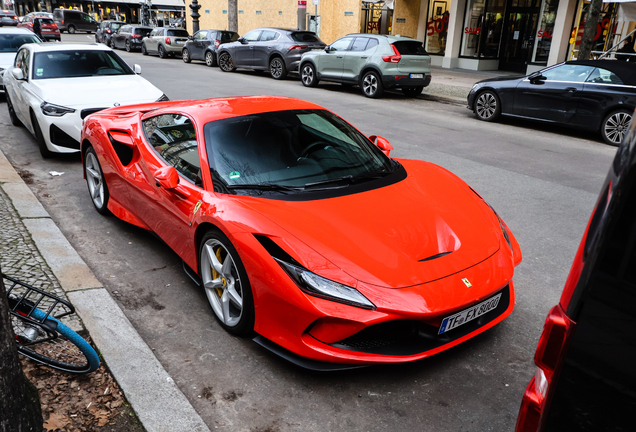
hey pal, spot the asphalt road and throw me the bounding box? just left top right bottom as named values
left=0, top=33, right=618, bottom=431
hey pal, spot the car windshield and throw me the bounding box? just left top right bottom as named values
left=204, top=109, right=394, bottom=192
left=0, top=34, right=40, bottom=52
left=393, top=40, right=428, bottom=55
left=37, top=18, right=55, bottom=25
left=290, top=32, right=321, bottom=43
left=218, top=31, right=238, bottom=42
left=167, top=29, right=188, bottom=37
left=32, top=50, right=133, bottom=79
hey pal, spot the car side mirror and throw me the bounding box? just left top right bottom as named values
left=530, top=74, right=546, bottom=84
left=238, top=37, right=246, bottom=44
left=187, top=35, right=193, bottom=40
left=11, top=68, right=25, bottom=81
left=133, top=64, right=141, bottom=74
left=154, top=166, right=179, bottom=190
left=369, top=135, right=393, bottom=156
left=324, top=46, right=332, bottom=52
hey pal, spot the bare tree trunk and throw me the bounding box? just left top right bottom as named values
left=578, top=0, right=603, bottom=60
left=0, top=268, right=43, bottom=432
left=228, top=0, right=238, bottom=32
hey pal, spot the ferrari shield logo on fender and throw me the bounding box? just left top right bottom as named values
left=189, top=201, right=203, bottom=226
left=462, top=278, right=472, bottom=288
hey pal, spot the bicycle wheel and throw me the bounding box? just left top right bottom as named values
left=12, top=308, right=100, bottom=374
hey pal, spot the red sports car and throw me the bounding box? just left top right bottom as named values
left=81, top=96, right=522, bottom=368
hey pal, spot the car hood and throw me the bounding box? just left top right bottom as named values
left=30, top=75, right=163, bottom=108
left=242, top=159, right=501, bottom=288
left=0, top=52, right=18, bottom=70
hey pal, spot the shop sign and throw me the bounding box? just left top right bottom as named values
left=537, top=30, right=552, bottom=38
left=344, top=11, right=354, bottom=16
left=396, top=18, right=406, bottom=23
left=427, top=13, right=450, bottom=37
left=368, top=21, right=380, bottom=31
left=465, top=27, right=481, bottom=35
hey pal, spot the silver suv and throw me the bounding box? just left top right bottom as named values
left=299, top=34, right=432, bottom=98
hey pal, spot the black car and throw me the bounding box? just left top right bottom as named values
left=95, top=20, right=124, bottom=45
left=468, top=60, right=636, bottom=146
left=217, top=27, right=325, bottom=80
left=515, top=114, right=636, bottom=431
left=0, top=10, right=18, bottom=26
left=182, top=29, right=238, bottom=67
left=53, top=8, right=98, bottom=34
left=111, top=25, right=152, bottom=52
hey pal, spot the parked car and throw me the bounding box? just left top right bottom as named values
left=24, top=12, right=53, bottom=20
left=111, top=25, right=152, bottom=52
left=3, top=43, right=167, bottom=158
left=182, top=29, right=238, bottom=67
left=80, top=95, right=522, bottom=369
left=300, top=34, right=432, bottom=99
left=468, top=60, right=636, bottom=146
left=217, top=28, right=325, bottom=80
left=52, top=8, right=98, bottom=34
left=95, top=20, right=124, bottom=45
left=17, top=15, right=60, bottom=41
left=515, top=118, right=636, bottom=431
left=0, top=28, right=40, bottom=90
left=141, top=27, right=189, bottom=58
left=0, top=10, right=19, bottom=26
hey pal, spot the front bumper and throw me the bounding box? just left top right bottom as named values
left=467, top=88, right=477, bottom=111
left=383, top=74, right=432, bottom=89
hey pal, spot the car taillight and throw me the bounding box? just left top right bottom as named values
left=166, top=37, right=171, bottom=45
left=515, top=305, right=575, bottom=432
left=289, top=44, right=308, bottom=50
left=106, top=28, right=111, bottom=33
left=382, top=44, right=402, bottom=63
left=214, top=39, right=220, bottom=47
left=132, top=34, right=141, bottom=38
left=12, top=16, right=17, bottom=20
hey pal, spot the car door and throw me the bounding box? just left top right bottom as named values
left=343, top=37, right=377, bottom=81
left=149, top=29, right=162, bottom=52
left=233, top=30, right=261, bottom=67
left=191, top=30, right=207, bottom=59
left=253, top=30, right=279, bottom=68
left=125, top=113, right=204, bottom=259
left=514, top=64, right=595, bottom=123
left=112, top=26, right=123, bottom=48
left=9, top=48, right=31, bottom=126
left=320, top=37, right=353, bottom=80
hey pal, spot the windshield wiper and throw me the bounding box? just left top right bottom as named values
left=226, top=183, right=304, bottom=192
left=303, top=172, right=389, bottom=190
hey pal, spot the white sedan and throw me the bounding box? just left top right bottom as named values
left=4, top=43, right=168, bottom=157
left=0, top=28, right=41, bottom=90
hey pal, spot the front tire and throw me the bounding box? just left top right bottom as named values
left=7, top=94, right=22, bottom=127
left=30, top=113, right=52, bottom=159
left=141, top=43, right=148, bottom=55
left=474, top=90, right=501, bottom=122
left=68, top=25, right=76, bottom=34
left=205, top=50, right=216, bottom=67
left=300, top=63, right=319, bottom=87
left=84, top=147, right=110, bottom=215
left=601, top=109, right=632, bottom=146
left=158, top=45, right=167, bottom=59
left=182, top=48, right=191, bottom=63
left=218, top=52, right=235, bottom=72
left=402, top=86, right=424, bottom=98
left=199, top=230, right=254, bottom=336
left=361, top=71, right=383, bottom=98
left=269, top=56, right=287, bottom=80
left=125, top=40, right=131, bottom=52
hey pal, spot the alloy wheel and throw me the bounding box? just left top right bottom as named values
left=125, top=41, right=131, bottom=52
left=219, top=52, right=234, bottom=72
left=301, top=64, right=314, bottom=86
left=158, top=45, right=166, bottom=59
left=476, top=92, right=497, bottom=120
left=183, top=48, right=191, bottom=63
left=270, top=58, right=283, bottom=79
left=200, top=239, right=243, bottom=328
left=604, top=111, right=632, bottom=145
left=362, top=73, right=378, bottom=96
left=205, top=51, right=214, bottom=67
left=85, top=152, right=105, bottom=209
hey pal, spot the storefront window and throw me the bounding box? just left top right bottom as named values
left=532, top=0, right=559, bottom=63
left=362, top=1, right=393, bottom=35
left=425, top=0, right=452, bottom=55
left=460, top=0, right=505, bottom=58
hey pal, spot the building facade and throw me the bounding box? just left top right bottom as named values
left=187, top=0, right=631, bottom=74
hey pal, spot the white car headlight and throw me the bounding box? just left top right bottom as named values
left=41, top=102, right=75, bottom=117
left=275, top=258, right=376, bottom=310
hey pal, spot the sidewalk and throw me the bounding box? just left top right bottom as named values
left=0, top=150, right=210, bottom=432
left=423, top=66, right=519, bottom=100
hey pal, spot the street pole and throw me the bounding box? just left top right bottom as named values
left=190, top=0, right=201, bottom=33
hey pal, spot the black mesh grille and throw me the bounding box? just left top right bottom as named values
left=49, top=124, right=80, bottom=149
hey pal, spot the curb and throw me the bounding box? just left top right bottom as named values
left=0, top=149, right=211, bottom=432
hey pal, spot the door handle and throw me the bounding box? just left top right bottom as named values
left=249, top=46, right=254, bottom=49
left=336, top=56, right=343, bottom=58
left=361, top=56, right=368, bottom=59
left=565, top=87, right=577, bottom=92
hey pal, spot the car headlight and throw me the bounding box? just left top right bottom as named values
left=156, top=93, right=169, bottom=102
left=40, top=102, right=75, bottom=117
left=275, top=258, right=376, bottom=310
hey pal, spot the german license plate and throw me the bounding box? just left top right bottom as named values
left=43, top=29, right=51, bottom=32
left=410, top=73, right=424, bottom=79
left=176, top=40, right=182, bottom=44
left=438, top=293, right=502, bottom=335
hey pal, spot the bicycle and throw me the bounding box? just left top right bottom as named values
left=3, top=274, right=100, bottom=374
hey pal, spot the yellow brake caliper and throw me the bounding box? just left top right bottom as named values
left=212, top=248, right=224, bottom=298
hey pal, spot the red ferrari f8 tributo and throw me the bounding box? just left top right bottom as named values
left=81, top=96, right=522, bottom=369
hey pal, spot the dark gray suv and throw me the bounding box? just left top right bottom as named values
left=217, top=28, right=325, bottom=80
left=182, top=29, right=239, bottom=67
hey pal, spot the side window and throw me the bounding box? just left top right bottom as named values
left=586, top=68, right=624, bottom=85
left=21, top=49, right=30, bottom=79
left=260, top=30, right=278, bottom=41
left=158, top=29, right=165, bottom=37
left=542, top=64, right=595, bottom=83
left=143, top=114, right=202, bottom=186
left=150, top=29, right=157, bottom=37
left=350, top=38, right=369, bottom=52
left=242, top=30, right=261, bottom=42
left=14, top=48, right=25, bottom=68
left=366, top=38, right=379, bottom=50
left=194, top=30, right=207, bottom=40
left=329, top=37, right=353, bottom=51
